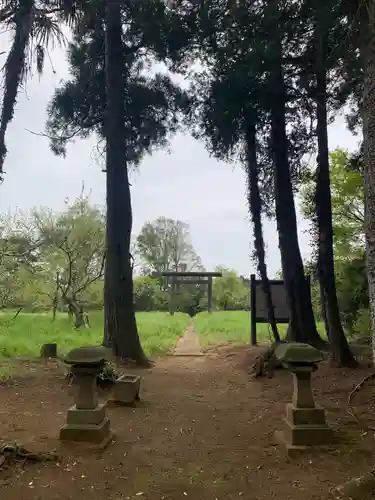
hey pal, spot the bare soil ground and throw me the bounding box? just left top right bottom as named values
left=1, top=345, right=375, bottom=500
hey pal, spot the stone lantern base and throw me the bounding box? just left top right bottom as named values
left=275, top=403, right=333, bottom=457
left=60, top=404, right=112, bottom=449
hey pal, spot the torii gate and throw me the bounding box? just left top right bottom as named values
left=152, top=269, right=222, bottom=315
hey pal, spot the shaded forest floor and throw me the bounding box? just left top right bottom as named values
left=1, top=345, right=375, bottom=500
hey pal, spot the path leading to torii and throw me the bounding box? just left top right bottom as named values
left=173, top=320, right=204, bottom=356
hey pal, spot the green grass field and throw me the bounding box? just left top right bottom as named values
left=0, top=311, right=190, bottom=360
left=0, top=310, right=325, bottom=369
left=194, top=311, right=325, bottom=347
left=193, top=311, right=288, bottom=346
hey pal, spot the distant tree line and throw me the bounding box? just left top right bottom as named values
left=0, top=200, right=249, bottom=317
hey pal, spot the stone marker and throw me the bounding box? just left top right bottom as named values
left=274, top=342, right=333, bottom=457
left=59, top=346, right=112, bottom=449
left=40, top=343, right=57, bottom=359
left=112, top=374, right=141, bottom=405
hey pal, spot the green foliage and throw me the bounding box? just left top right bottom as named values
left=97, top=362, right=119, bottom=384
left=212, top=268, right=249, bottom=310
left=335, top=252, right=368, bottom=333
left=0, top=311, right=190, bottom=358
left=0, top=195, right=105, bottom=314
left=133, top=276, right=168, bottom=311
left=0, top=211, right=40, bottom=308
left=136, top=217, right=203, bottom=274
left=305, top=252, right=368, bottom=334
left=300, top=149, right=364, bottom=257
left=34, top=194, right=105, bottom=304
left=300, top=149, right=367, bottom=335
left=174, top=285, right=207, bottom=316
left=0, top=205, right=251, bottom=316
left=132, top=267, right=249, bottom=314
left=46, top=0, right=190, bottom=163
left=353, top=308, right=371, bottom=340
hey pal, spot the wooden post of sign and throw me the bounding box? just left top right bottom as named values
left=207, top=276, right=213, bottom=313
left=169, top=277, right=176, bottom=316
left=250, top=274, right=257, bottom=346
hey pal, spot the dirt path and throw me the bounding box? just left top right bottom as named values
left=173, top=321, right=203, bottom=356
left=0, top=347, right=375, bottom=500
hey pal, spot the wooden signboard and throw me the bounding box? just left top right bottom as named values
left=250, top=274, right=311, bottom=345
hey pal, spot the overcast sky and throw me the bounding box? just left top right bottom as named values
left=0, top=42, right=361, bottom=278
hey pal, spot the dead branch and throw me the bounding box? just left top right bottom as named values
left=74, top=250, right=106, bottom=296
left=56, top=244, right=74, bottom=298
left=347, top=371, right=375, bottom=432
left=12, top=307, right=23, bottom=320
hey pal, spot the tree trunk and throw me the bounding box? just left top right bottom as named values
left=0, top=0, right=33, bottom=176
left=245, top=121, right=280, bottom=343
left=102, top=264, right=112, bottom=347
left=64, top=295, right=86, bottom=329
left=73, top=304, right=86, bottom=329
left=270, top=37, right=326, bottom=350
left=104, top=0, right=149, bottom=365
left=67, top=302, right=74, bottom=321
left=52, top=296, right=57, bottom=321
left=318, top=259, right=329, bottom=328
left=314, top=25, right=357, bottom=366
left=361, top=0, right=375, bottom=365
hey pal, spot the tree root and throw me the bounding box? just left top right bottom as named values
left=0, top=443, right=59, bottom=470
left=332, top=469, right=375, bottom=499
left=347, top=371, right=375, bottom=431
left=250, top=343, right=284, bottom=379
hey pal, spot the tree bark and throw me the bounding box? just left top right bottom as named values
left=314, top=24, right=357, bottom=366
left=270, top=37, right=326, bottom=350
left=104, top=0, right=149, bottom=365
left=73, top=304, right=86, bottom=329
left=52, top=297, right=57, bottom=321
left=361, top=0, right=375, bottom=365
left=245, top=121, right=280, bottom=343
left=63, top=295, right=86, bottom=328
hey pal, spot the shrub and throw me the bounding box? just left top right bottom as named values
left=353, top=308, right=371, bottom=340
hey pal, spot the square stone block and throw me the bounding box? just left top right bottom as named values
left=286, top=403, right=327, bottom=426
left=67, top=404, right=106, bottom=426
left=112, top=374, right=141, bottom=405
left=283, top=418, right=333, bottom=447
left=273, top=430, right=312, bottom=458
left=60, top=417, right=111, bottom=446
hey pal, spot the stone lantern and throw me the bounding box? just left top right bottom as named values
left=274, top=342, right=333, bottom=456
left=59, top=346, right=112, bottom=449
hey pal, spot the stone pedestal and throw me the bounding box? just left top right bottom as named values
left=60, top=348, right=112, bottom=450
left=281, top=403, right=333, bottom=447
left=274, top=344, right=333, bottom=457
left=111, top=374, right=141, bottom=405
